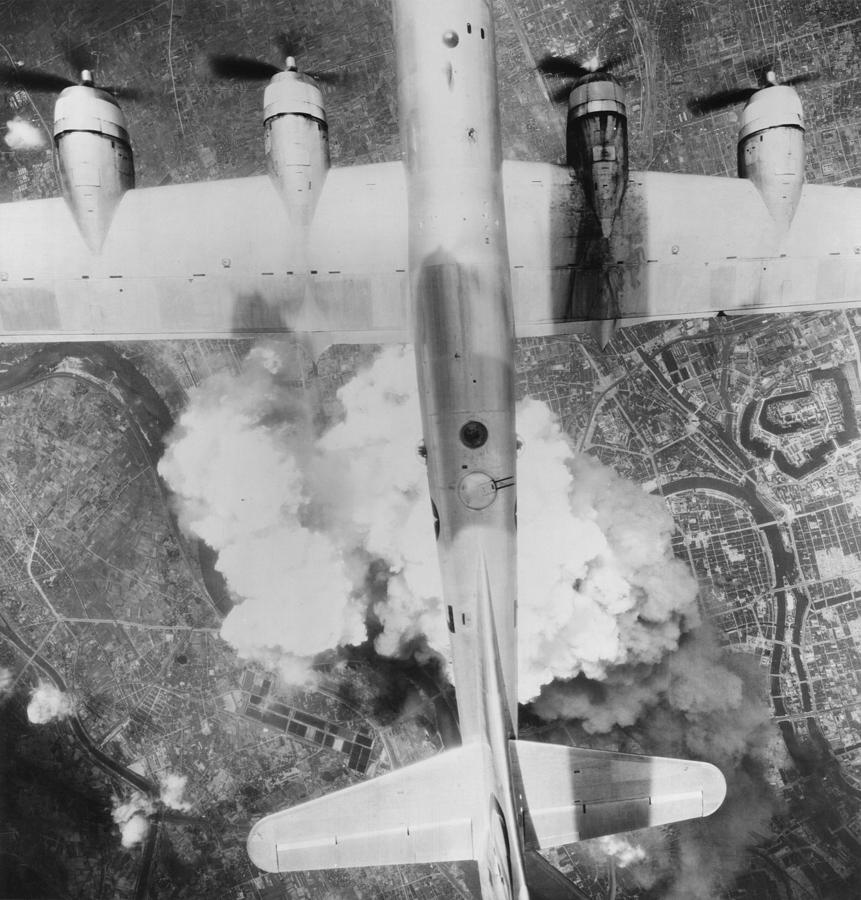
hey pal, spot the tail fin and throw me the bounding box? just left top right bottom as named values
left=511, top=739, right=726, bottom=848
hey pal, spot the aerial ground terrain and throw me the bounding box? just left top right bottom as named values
left=1, top=1, right=861, bottom=898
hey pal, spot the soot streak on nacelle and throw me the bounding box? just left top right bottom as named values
left=566, top=73, right=629, bottom=240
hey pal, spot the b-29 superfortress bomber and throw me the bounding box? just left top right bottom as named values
left=2, top=1, right=860, bottom=898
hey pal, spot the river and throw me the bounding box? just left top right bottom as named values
left=659, top=476, right=810, bottom=760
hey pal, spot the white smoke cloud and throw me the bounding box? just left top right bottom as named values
left=314, top=348, right=446, bottom=658
left=159, top=343, right=367, bottom=676
left=160, top=340, right=780, bottom=896
left=159, top=772, right=192, bottom=811
left=112, top=792, right=155, bottom=848
left=160, top=343, right=699, bottom=703
left=532, top=627, right=740, bottom=735
left=4, top=117, right=45, bottom=150
left=26, top=682, right=74, bottom=724
left=516, top=401, right=698, bottom=698
left=537, top=632, right=783, bottom=896
left=598, top=833, right=647, bottom=868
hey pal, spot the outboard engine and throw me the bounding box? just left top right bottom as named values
left=263, top=57, right=330, bottom=228
left=689, top=66, right=815, bottom=236
left=566, top=74, right=629, bottom=238
left=53, top=72, right=134, bottom=253
left=737, top=85, right=804, bottom=234
left=0, top=58, right=137, bottom=253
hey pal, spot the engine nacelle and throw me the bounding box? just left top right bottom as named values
left=263, top=68, right=330, bottom=229
left=53, top=84, right=134, bottom=254
left=737, top=85, right=804, bottom=235
left=566, top=75, right=628, bottom=238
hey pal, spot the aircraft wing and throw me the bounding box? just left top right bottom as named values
left=5, top=160, right=859, bottom=345
left=504, top=162, right=861, bottom=336
left=510, top=739, right=726, bottom=847
left=247, top=744, right=488, bottom=872
left=0, top=162, right=410, bottom=343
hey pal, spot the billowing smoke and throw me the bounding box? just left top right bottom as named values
left=515, top=400, right=698, bottom=698
left=159, top=772, right=192, bottom=811
left=110, top=776, right=190, bottom=848
left=4, top=117, right=45, bottom=150
left=112, top=792, right=155, bottom=848
left=598, top=833, right=647, bottom=868
left=160, top=343, right=699, bottom=702
left=650, top=648, right=781, bottom=899
left=317, top=349, right=446, bottom=659
left=533, top=625, right=744, bottom=737
left=159, top=343, right=368, bottom=682
left=26, top=682, right=75, bottom=724
left=160, top=341, right=780, bottom=894
left=536, top=627, right=782, bottom=895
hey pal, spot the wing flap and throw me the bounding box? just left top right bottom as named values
left=248, top=744, right=486, bottom=872
left=511, top=739, right=725, bottom=847
left=273, top=816, right=475, bottom=871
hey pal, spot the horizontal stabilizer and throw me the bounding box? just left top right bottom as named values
left=511, top=739, right=726, bottom=848
left=247, top=744, right=486, bottom=872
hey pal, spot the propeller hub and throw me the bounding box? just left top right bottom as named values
left=263, top=72, right=326, bottom=124
left=285, top=55, right=298, bottom=72
left=53, top=84, right=128, bottom=141
left=738, top=84, right=804, bottom=140
left=567, top=77, right=626, bottom=118
left=80, top=68, right=94, bottom=86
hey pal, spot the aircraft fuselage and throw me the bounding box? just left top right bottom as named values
left=245, top=2, right=726, bottom=893
left=394, top=0, right=525, bottom=895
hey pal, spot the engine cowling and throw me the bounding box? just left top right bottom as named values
left=53, top=83, right=134, bottom=254
left=737, top=85, right=804, bottom=234
left=263, top=68, right=330, bottom=228
left=566, top=75, right=628, bottom=238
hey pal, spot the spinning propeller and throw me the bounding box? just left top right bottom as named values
left=687, top=61, right=819, bottom=116
left=536, top=52, right=627, bottom=103
left=0, top=44, right=143, bottom=99
left=209, top=32, right=347, bottom=85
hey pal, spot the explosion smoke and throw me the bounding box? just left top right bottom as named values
left=26, top=681, right=74, bottom=724
left=598, top=834, right=647, bottom=868
left=112, top=792, right=155, bottom=848
left=536, top=630, right=782, bottom=896
left=516, top=402, right=698, bottom=697
left=160, top=344, right=698, bottom=699
left=159, top=344, right=366, bottom=682
left=4, top=117, right=45, bottom=150
left=160, top=341, right=780, bottom=894
left=159, top=772, right=192, bottom=811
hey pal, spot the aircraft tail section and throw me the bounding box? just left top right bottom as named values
left=511, top=739, right=726, bottom=848
left=247, top=743, right=487, bottom=872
